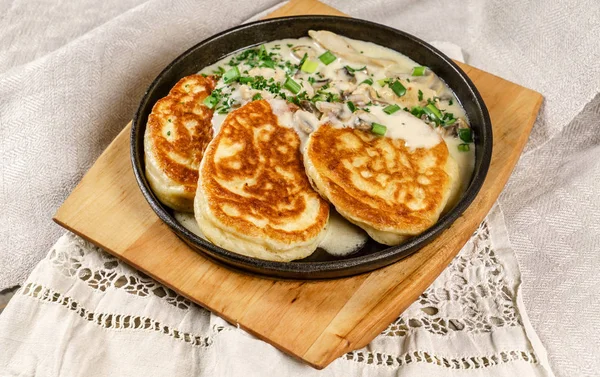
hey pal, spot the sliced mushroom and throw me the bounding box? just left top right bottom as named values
left=291, top=45, right=317, bottom=60
left=298, top=100, right=320, bottom=116
left=293, top=110, right=319, bottom=134
left=308, top=30, right=397, bottom=68
left=352, top=110, right=380, bottom=131
left=315, top=101, right=343, bottom=117
left=312, top=78, right=331, bottom=89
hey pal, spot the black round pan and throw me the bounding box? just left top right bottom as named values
left=131, top=16, right=492, bottom=279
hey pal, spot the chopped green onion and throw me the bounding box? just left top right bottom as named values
left=377, top=78, right=389, bottom=86
left=458, top=143, right=470, bottom=152
left=458, top=128, right=473, bottom=143
left=449, top=99, right=454, bottom=105
left=301, top=59, right=319, bottom=73
left=444, top=118, right=457, bottom=126
left=166, top=131, right=171, bottom=136
left=252, top=93, right=262, bottom=101
left=203, top=94, right=219, bottom=109
left=258, top=45, right=267, bottom=56
left=383, top=104, right=401, bottom=115
left=223, top=66, right=240, bottom=83
left=239, top=76, right=254, bottom=84
left=412, top=66, right=426, bottom=76
left=423, top=103, right=443, bottom=122
left=371, top=123, right=387, bottom=136
left=318, top=51, right=337, bottom=65
left=411, top=106, right=424, bottom=117
left=390, top=80, right=407, bottom=97
left=284, top=77, right=302, bottom=94
left=346, top=101, right=356, bottom=113
left=360, top=78, right=374, bottom=86
left=344, top=65, right=366, bottom=73
left=418, top=89, right=423, bottom=102
left=286, top=43, right=293, bottom=48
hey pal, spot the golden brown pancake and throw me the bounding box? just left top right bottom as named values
left=144, top=74, right=216, bottom=212
left=195, top=100, right=329, bottom=261
left=304, top=124, right=458, bottom=245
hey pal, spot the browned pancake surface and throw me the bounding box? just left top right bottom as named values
left=147, top=74, right=216, bottom=193
left=307, top=124, right=451, bottom=235
left=200, top=100, right=329, bottom=245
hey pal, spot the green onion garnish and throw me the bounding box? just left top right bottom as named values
left=458, top=128, right=473, bottom=143
left=252, top=93, right=262, bottom=101
left=301, top=59, right=319, bottom=73
left=411, top=106, right=424, bottom=118
left=318, top=51, right=337, bottom=65
left=383, top=104, right=401, bottom=115
left=258, top=45, right=267, bottom=57
left=346, top=101, right=356, bottom=113
left=449, top=99, right=454, bottom=105
left=360, top=78, right=374, bottom=86
left=412, top=66, right=426, bottom=76
left=344, top=65, right=366, bottom=73
left=390, top=80, right=407, bottom=97
left=458, top=143, right=470, bottom=152
left=377, top=78, right=389, bottom=87
left=423, top=103, right=443, bottom=122
left=167, top=131, right=171, bottom=136
left=284, top=77, right=302, bottom=94
left=239, top=76, right=254, bottom=84
left=223, top=66, right=240, bottom=83
left=203, top=94, right=219, bottom=109
left=418, top=89, right=423, bottom=102
left=371, top=123, right=387, bottom=136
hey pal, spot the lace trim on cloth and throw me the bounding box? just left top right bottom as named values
left=22, top=207, right=548, bottom=374
left=381, top=220, right=521, bottom=338
left=48, top=237, right=194, bottom=311
left=343, top=349, right=537, bottom=369
left=19, top=282, right=219, bottom=347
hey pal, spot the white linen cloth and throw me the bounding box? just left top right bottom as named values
left=1, top=0, right=599, bottom=375
left=0, top=205, right=554, bottom=376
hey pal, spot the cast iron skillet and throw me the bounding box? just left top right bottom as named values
left=131, top=16, right=492, bottom=279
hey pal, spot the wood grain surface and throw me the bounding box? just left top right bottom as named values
left=53, top=0, right=543, bottom=369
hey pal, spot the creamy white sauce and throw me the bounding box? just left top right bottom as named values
left=366, top=105, right=442, bottom=149
left=174, top=211, right=207, bottom=240
left=444, top=136, right=476, bottom=192
left=318, top=209, right=368, bottom=256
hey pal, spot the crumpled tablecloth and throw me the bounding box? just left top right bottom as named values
left=1, top=0, right=599, bottom=376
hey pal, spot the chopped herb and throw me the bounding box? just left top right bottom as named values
left=371, top=123, right=387, bottom=136
left=449, top=99, right=454, bottom=105
left=203, top=94, right=219, bottom=109
left=168, top=118, right=172, bottom=123
left=412, top=66, right=426, bottom=76
left=383, top=104, right=401, bottom=115
left=423, top=103, right=442, bottom=124
left=344, top=65, right=366, bottom=74
left=390, top=80, right=407, bottom=97
left=301, top=59, right=319, bottom=73
left=286, top=43, right=293, bottom=47
left=213, top=66, right=226, bottom=75
left=418, top=89, right=423, bottom=102
left=360, top=78, right=374, bottom=86
left=318, top=50, right=336, bottom=65
left=346, top=101, right=356, bottom=112
left=377, top=78, right=389, bottom=87
left=411, top=106, right=425, bottom=118
left=307, top=76, right=315, bottom=85
left=223, top=66, right=240, bottom=83
left=458, top=128, right=473, bottom=143
left=239, top=76, right=254, bottom=84
left=252, top=93, right=262, bottom=101
left=284, top=77, right=302, bottom=94
left=167, top=131, right=171, bottom=136
left=458, top=143, right=470, bottom=152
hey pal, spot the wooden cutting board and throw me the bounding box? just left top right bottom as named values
left=53, top=0, right=543, bottom=369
